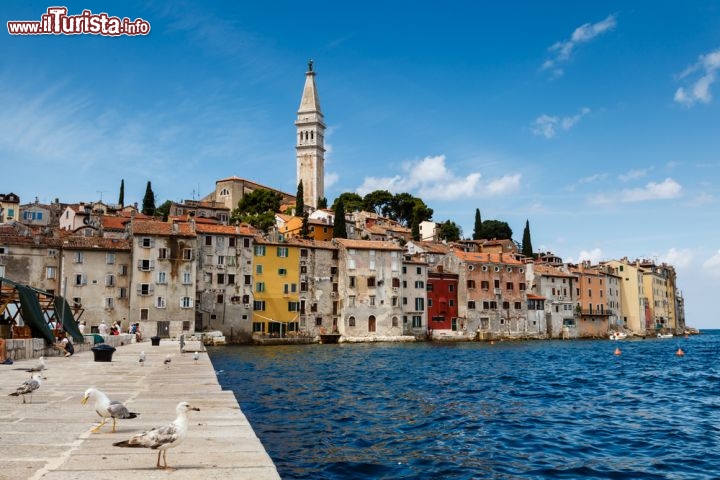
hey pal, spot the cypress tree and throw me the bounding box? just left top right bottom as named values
left=141, top=181, right=156, bottom=216
left=118, top=179, right=125, bottom=207
left=333, top=199, right=347, bottom=238
left=296, top=181, right=305, bottom=216
left=473, top=208, right=483, bottom=240
left=301, top=212, right=310, bottom=238
left=521, top=219, right=534, bottom=258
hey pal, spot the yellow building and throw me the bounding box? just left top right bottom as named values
left=605, top=259, right=647, bottom=335
left=280, top=216, right=334, bottom=241
left=252, top=238, right=300, bottom=336
left=640, top=261, right=675, bottom=332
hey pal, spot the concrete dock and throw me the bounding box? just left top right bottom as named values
left=0, top=339, right=281, bottom=480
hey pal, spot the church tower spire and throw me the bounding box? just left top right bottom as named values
left=295, top=59, right=325, bottom=210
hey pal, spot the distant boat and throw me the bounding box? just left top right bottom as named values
left=657, top=333, right=674, bottom=339
left=609, top=331, right=627, bottom=340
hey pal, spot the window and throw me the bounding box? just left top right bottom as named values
left=157, top=271, right=167, bottom=284
left=368, top=315, right=376, bottom=332
left=502, top=301, right=510, bottom=309
left=494, top=279, right=500, bottom=288
left=514, top=302, right=522, bottom=309
left=468, top=301, right=476, bottom=309
left=348, top=316, right=356, bottom=327
left=105, top=274, right=116, bottom=287
left=217, top=294, right=224, bottom=304
left=519, top=283, right=526, bottom=291
left=141, top=237, right=152, bottom=248
left=415, top=281, right=424, bottom=289
left=139, top=283, right=152, bottom=296
left=104, top=297, right=114, bottom=309
left=412, top=316, right=422, bottom=328
left=254, top=245, right=266, bottom=256
left=118, top=287, right=128, bottom=299
left=72, top=297, right=82, bottom=307
left=182, top=272, right=192, bottom=285
left=349, top=295, right=356, bottom=307
left=217, top=274, right=225, bottom=285
left=46, top=266, right=57, bottom=279
left=367, top=277, right=376, bottom=287
left=119, top=264, right=128, bottom=276
left=480, top=280, right=489, bottom=290
left=416, top=267, right=422, bottom=275
left=288, top=302, right=299, bottom=312
left=106, top=253, right=116, bottom=264
left=138, top=259, right=154, bottom=271
left=253, top=300, right=266, bottom=311
left=217, top=255, right=225, bottom=266
left=277, top=247, right=288, bottom=257
left=256, top=265, right=264, bottom=274
left=392, top=297, right=398, bottom=306
left=244, top=275, right=252, bottom=285
left=506, top=282, right=514, bottom=290
left=315, top=317, right=323, bottom=326
left=349, top=276, right=356, bottom=288
left=278, top=268, right=287, bottom=276
left=74, top=274, right=87, bottom=286
left=74, top=251, right=84, bottom=264
left=369, top=295, right=376, bottom=306
left=140, top=309, right=149, bottom=321
left=392, top=317, right=399, bottom=327
left=415, top=298, right=425, bottom=311
left=182, top=249, right=193, bottom=261
left=205, top=236, right=213, bottom=246
left=156, top=297, right=166, bottom=308
left=256, top=282, right=265, bottom=293
left=158, top=248, right=168, bottom=259
left=448, top=285, right=454, bottom=292
left=467, top=280, right=476, bottom=289
left=426, top=282, right=433, bottom=291
left=228, top=274, right=235, bottom=284
left=181, top=297, right=193, bottom=308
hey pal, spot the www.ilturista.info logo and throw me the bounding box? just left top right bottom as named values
left=7, top=7, right=150, bottom=36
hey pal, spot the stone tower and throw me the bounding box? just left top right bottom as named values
left=295, top=60, right=325, bottom=210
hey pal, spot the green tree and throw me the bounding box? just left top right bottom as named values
left=438, top=220, right=462, bottom=242
left=156, top=200, right=172, bottom=221
left=331, top=192, right=364, bottom=213
left=141, top=181, right=156, bottom=216
left=230, top=189, right=282, bottom=232
left=363, top=190, right=394, bottom=216
left=521, top=219, right=534, bottom=258
left=317, top=196, right=328, bottom=209
left=301, top=212, right=310, bottom=238
left=388, top=193, right=433, bottom=227
left=481, top=220, right=513, bottom=240
left=118, top=179, right=125, bottom=207
left=296, top=181, right=305, bottom=215
left=473, top=208, right=483, bottom=240
left=333, top=198, right=347, bottom=238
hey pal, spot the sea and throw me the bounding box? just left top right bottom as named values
left=209, top=330, right=720, bottom=479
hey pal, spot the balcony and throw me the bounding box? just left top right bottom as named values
left=577, top=309, right=613, bottom=317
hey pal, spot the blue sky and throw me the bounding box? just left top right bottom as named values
left=2, top=2, right=720, bottom=328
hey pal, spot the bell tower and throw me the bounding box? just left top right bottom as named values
left=295, top=60, right=325, bottom=210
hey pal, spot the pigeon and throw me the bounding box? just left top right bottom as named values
left=9, top=373, right=42, bottom=403
left=193, top=352, right=199, bottom=362
left=113, top=401, right=200, bottom=470
left=164, top=355, right=171, bottom=368
left=81, top=387, right=140, bottom=433
left=139, top=351, right=145, bottom=367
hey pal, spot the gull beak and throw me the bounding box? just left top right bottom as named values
left=81, top=395, right=88, bottom=405
left=191, top=407, right=200, bottom=412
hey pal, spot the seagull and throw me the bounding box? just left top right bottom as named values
left=193, top=352, right=199, bottom=362
left=113, top=401, right=200, bottom=470
left=164, top=355, right=172, bottom=368
left=81, top=388, right=139, bottom=433
left=139, top=351, right=146, bottom=367
left=27, top=356, right=46, bottom=373
left=9, top=373, right=42, bottom=403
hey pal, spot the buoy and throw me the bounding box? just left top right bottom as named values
left=614, top=347, right=621, bottom=356
left=676, top=348, right=685, bottom=356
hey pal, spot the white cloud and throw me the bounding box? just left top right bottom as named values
left=589, top=178, right=682, bottom=204
left=532, top=108, right=590, bottom=139
left=542, top=15, right=617, bottom=77
left=355, top=154, right=520, bottom=200
left=701, top=250, right=720, bottom=276
left=577, top=248, right=604, bottom=264
left=658, top=248, right=694, bottom=269
left=578, top=173, right=607, bottom=184
left=324, top=172, right=339, bottom=189
left=674, top=48, right=720, bottom=106
left=618, top=168, right=651, bottom=182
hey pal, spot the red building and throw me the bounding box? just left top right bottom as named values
left=427, top=270, right=459, bottom=331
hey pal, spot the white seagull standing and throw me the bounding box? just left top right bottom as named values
left=9, top=373, right=43, bottom=403
left=81, top=387, right=139, bottom=433
left=193, top=351, right=199, bottom=362
left=27, top=356, right=46, bottom=373
left=113, top=401, right=200, bottom=470
left=139, top=351, right=146, bottom=367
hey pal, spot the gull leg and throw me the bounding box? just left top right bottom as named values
left=156, top=451, right=162, bottom=468
left=111, top=418, right=117, bottom=433
left=90, top=418, right=107, bottom=433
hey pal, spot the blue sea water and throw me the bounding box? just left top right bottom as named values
left=209, top=331, right=720, bottom=479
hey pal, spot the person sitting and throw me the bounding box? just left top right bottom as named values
left=110, top=325, right=119, bottom=335
left=54, top=332, right=74, bottom=357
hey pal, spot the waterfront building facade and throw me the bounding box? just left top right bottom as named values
left=426, top=270, right=459, bottom=333
left=605, top=258, right=647, bottom=335
left=295, top=239, right=338, bottom=336
left=526, top=262, right=577, bottom=338
left=401, top=258, right=428, bottom=337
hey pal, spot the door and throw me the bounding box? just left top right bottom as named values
left=157, top=321, right=170, bottom=338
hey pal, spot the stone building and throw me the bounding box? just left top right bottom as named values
left=295, top=60, right=325, bottom=209
left=0, top=193, right=20, bottom=224
left=526, top=262, right=576, bottom=339
left=194, top=223, right=255, bottom=342
left=401, top=257, right=428, bottom=337
left=568, top=263, right=611, bottom=338
left=294, top=239, right=338, bottom=336
left=334, top=239, right=404, bottom=339
left=129, top=220, right=197, bottom=338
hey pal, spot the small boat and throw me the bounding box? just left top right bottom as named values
left=319, top=333, right=341, bottom=344
left=657, top=333, right=674, bottom=339
left=609, top=331, right=627, bottom=340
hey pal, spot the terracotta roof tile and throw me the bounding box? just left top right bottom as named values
left=334, top=238, right=402, bottom=251
left=453, top=251, right=522, bottom=265
left=132, top=220, right=196, bottom=236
